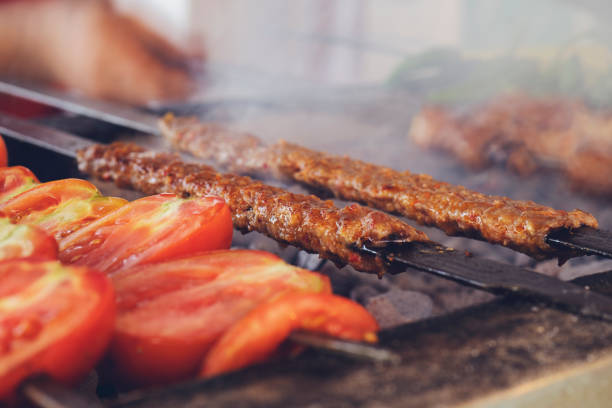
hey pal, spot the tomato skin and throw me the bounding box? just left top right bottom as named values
left=0, top=136, right=7, bottom=168
left=59, top=193, right=233, bottom=275
left=108, top=250, right=331, bottom=388
left=0, top=166, right=39, bottom=204
left=0, top=218, right=58, bottom=261
left=200, top=293, right=379, bottom=378
left=0, top=178, right=127, bottom=241
left=0, top=261, right=115, bottom=400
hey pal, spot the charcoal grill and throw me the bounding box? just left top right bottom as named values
left=3, top=82, right=612, bottom=408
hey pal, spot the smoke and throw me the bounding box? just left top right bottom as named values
left=124, top=1, right=612, bottom=320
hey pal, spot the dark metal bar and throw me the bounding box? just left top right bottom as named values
left=362, top=241, right=612, bottom=322
left=546, top=226, right=612, bottom=259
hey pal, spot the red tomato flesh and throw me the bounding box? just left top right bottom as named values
left=109, top=249, right=331, bottom=387
left=0, top=136, right=7, bottom=168
left=59, top=193, right=233, bottom=275
left=0, top=178, right=127, bottom=241
left=200, top=292, right=379, bottom=377
left=0, top=260, right=115, bottom=400
left=0, top=218, right=57, bottom=261
left=0, top=166, right=39, bottom=204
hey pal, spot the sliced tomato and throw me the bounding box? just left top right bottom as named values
left=0, top=166, right=39, bottom=204
left=201, top=292, right=379, bottom=377
left=0, top=178, right=127, bottom=241
left=109, top=250, right=331, bottom=387
left=0, top=218, right=57, bottom=261
left=0, top=260, right=115, bottom=400
left=59, top=193, right=233, bottom=275
left=0, top=136, right=7, bottom=168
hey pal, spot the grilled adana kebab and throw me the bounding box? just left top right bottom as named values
left=159, top=113, right=597, bottom=260
left=77, top=142, right=429, bottom=276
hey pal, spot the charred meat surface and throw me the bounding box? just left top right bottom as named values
left=77, top=142, right=430, bottom=276
left=409, top=93, right=612, bottom=195
left=160, top=113, right=597, bottom=260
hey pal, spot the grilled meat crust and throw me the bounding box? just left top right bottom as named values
left=161, top=113, right=598, bottom=260
left=77, top=142, right=430, bottom=276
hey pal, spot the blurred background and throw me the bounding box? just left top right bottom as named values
left=113, top=0, right=612, bottom=104
left=1, top=0, right=611, bottom=105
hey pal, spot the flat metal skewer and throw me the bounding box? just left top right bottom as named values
left=362, top=242, right=612, bottom=322
left=546, top=226, right=612, bottom=259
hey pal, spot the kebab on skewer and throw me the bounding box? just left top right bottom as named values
left=409, top=93, right=612, bottom=196
left=75, top=139, right=612, bottom=325
left=159, top=113, right=597, bottom=260
left=77, top=141, right=430, bottom=276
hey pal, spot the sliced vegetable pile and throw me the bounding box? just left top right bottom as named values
left=110, top=250, right=377, bottom=387
left=0, top=135, right=379, bottom=399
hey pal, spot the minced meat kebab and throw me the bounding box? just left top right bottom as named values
left=160, top=113, right=597, bottom=260
left=77, top=142, right=430, bottom=276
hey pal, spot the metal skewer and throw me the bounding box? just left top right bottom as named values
left=362, top=241, right=612, bottom=321
left=546, top=226, right=612, bottom=259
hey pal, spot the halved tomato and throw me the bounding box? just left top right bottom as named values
left=0, top=178, right=127, bottom=241
left=0, top=218, right=57, bottom=261
left=0, top=260, right=115, bottom=400
left=0, top=166, right=39, bottom=204
left=109, top=250, right=331, bottom=387
left=201, top=292, right=379, bottom=377
left=59, top=193, right=233, bottom=275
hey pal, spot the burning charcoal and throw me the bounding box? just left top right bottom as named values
left=364, top=289, right=434, bottom=329
left=318, top=263, right=385, bottom=298
left=392, top=268, right=494, bottom=316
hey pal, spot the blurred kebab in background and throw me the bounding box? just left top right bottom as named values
left=409, top=93, right=612, bottom=197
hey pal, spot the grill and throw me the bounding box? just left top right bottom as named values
left=3, top=80, right=612, bottom=408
